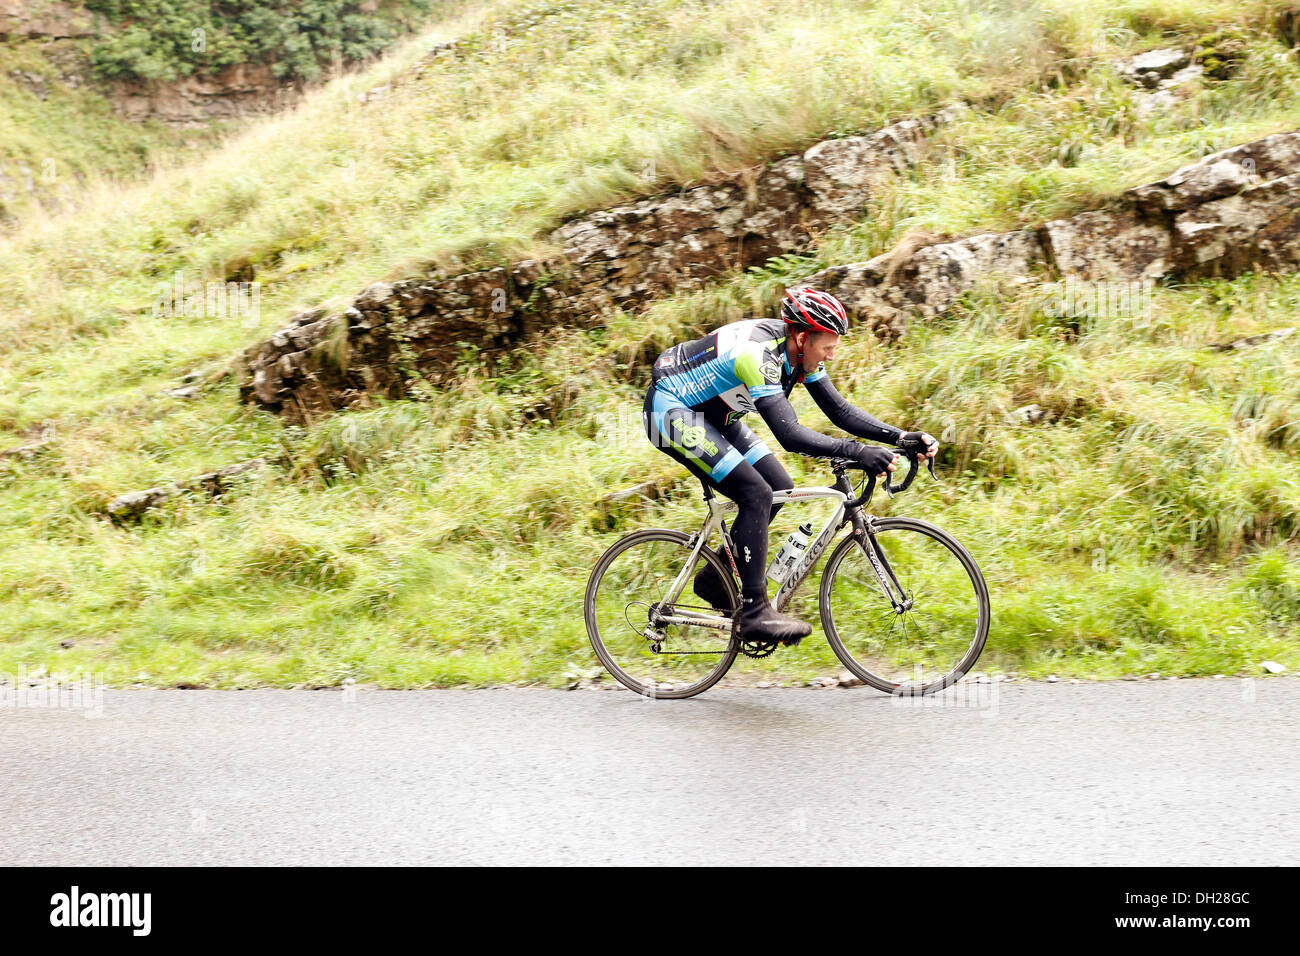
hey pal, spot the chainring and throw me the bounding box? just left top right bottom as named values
left=736, top=617, right=780, bottom=659
left=738, top=639, right=779, bottom=659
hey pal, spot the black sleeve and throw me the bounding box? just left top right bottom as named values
left=754, top=393, right=861, bottom=460
left=804, top=374, right=903, bottom=445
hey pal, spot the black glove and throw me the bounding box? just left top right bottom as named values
left=898, top=430, right=939, bottom=458
left=856, top=444, right=900, bottom=476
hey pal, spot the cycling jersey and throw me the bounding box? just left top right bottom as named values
left=649, top=319, right=824, bottom=426
left=644, top=319, right=903, bottom=482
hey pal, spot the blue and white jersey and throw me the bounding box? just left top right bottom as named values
left=649, top=319, right=825, bottom=425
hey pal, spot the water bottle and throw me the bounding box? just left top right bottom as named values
left=767, top=522, right=814, bottom=584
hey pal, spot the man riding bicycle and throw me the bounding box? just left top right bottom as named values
left=642, top=287, right=939, bottom=646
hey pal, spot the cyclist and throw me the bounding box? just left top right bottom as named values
left=642, top=287, right=939, bottom=646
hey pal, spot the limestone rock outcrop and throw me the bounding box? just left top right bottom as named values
left=805, top=230, right=1048, bottom=337
left=241, top=107, right=966, bottom=422
left=109, top=62, right=303, bottom=125
left=106, top=458, right=267, bottom=523
left=242, top=123, right=1300, bottom=423
left=802, top=132, right=1300, bottom=332
left=1113, top=47, right=1205, bottom=117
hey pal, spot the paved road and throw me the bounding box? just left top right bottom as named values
left=2, top=678, right=1296, bottom=865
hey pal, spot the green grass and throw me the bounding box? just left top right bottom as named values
left=0, top=38, right=236, bottom=228
left=0, top=3, right=478, bottom=228
left=2, top=0, right=1299, bottom=687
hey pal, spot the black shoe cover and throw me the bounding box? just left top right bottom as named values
left=738, top=592, right=811, bottom=645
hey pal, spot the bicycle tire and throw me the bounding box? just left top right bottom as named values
left=820, top=516, right=989, bottom=695
left=585, top=528, right=739, bottom=699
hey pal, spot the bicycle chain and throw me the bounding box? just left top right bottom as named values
left=639, top=580, right=780, bottom=658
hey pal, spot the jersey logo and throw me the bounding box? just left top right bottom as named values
left=716, top=385, right=757, bottom=416
left=671, top=418, right=719, bottom=456
left=759, top=360, right=781, bottom=383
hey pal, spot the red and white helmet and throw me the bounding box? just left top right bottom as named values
left=781, top=288, right=849, bottom=335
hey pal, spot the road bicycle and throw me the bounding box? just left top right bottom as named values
left=584, top=450, right=990, bottom=699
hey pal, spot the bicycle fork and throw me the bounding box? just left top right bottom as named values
left=857, top=517, right=913, bottom=614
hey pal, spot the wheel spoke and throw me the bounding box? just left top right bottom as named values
left=821, top=519, right=988, bottom=694
left=586, top=531, right=738, bottom=698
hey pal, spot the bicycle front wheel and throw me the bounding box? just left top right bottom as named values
left=820, top=517, right=989, bottom=695
left=585, top=529, right=739, bottom=699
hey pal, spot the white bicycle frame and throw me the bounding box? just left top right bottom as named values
left=653, top=483, right=887, bottom=632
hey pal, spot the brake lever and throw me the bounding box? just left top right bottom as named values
left=926, top=455, right=940, bottom=482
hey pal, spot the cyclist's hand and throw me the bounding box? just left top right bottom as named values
left=856, top=444, right=900, bottom=477
left=899, top=430, right=939, bottom=460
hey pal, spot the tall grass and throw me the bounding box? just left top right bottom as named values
left=0, top=38, right=239, bottom=228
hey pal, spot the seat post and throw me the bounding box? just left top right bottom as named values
left=699, top=477, right=715, bottom=501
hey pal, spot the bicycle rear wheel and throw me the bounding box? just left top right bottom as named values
left=585, top=529, right=738, bottom=699
left=820, top=517, right=989, bottom=695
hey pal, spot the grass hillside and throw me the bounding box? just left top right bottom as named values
left=0, top=0, right=472, bottom=226
left=2, top=0, right=1300, bottom=688
left=0, top=35, right=223, bottom=226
